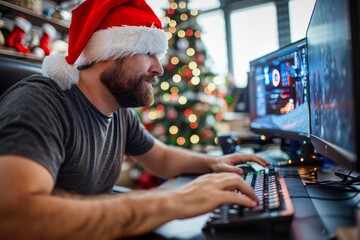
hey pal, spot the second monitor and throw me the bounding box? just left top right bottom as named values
left=248, top=38, right=313, bottom=164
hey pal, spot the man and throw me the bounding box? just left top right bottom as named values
left=0, top=0, right=268, bottom=239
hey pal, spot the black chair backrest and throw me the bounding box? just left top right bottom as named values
left=0, top=57, right=42, bottom=96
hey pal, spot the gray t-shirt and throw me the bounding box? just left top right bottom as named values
left=0, top=75, right=154, bottom=195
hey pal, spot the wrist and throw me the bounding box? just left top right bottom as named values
left=208, top=157, right=220, bottom=173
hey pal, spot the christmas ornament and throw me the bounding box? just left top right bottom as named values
left=166, top=62, right=176, bottom=72
left=6, top=15, right=32, bottom=54
left=28, top=30, right=45, bottom=58
left=196, top=53, right=205, bottom=63
left=201, top=128, right=214, bottom=139
left=167, top=107, right=178, bottom=120
left=52, top=4, right=71, bottom=22
left=28, top=30, right=40, bottom=49
left=50, top=40, right=68, bottom=55
left=32, top=47, right=45, bottom=58
left=182, top=66, right=193, bottom=78
left=153, top=123, right=166, bottom=136
left=139, top=107, right=152, bottom=130
left=177, top=38, right=189, bottom=50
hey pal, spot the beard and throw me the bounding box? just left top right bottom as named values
left=100, top=58, right=156, bottom=108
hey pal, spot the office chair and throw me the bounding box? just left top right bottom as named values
left=0, top=57, right=43, bottom=96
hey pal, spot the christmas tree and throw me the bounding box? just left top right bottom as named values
left=141, top=0, right=227, bottom=151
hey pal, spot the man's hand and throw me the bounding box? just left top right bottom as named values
left=210, top=153, right=270, bottom=175
left=170, top=172, right=258, bottom=219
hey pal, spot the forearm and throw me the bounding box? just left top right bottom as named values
left=1, top=190, right=177, bottom=239
left=150, top=145, right=217, bottom=178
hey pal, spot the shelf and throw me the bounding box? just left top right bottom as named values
left=0, top=0, right=69, bottom=33
left=0, top=47, right=43, bottom=63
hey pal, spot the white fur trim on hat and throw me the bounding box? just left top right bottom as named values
left=76, top=25, right=168, bottom=66
left=42, top=54, right=79, bottom=90
left=42, top=25, right=168, bottom=90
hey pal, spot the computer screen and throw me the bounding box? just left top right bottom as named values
left=248, top=38, right=310, bottom=141
left=307, top=0, right=360, bottom=171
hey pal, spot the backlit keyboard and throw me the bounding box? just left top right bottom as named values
left=203, top=167, right=294, bottom=230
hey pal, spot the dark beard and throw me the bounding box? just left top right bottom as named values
left=100, top=59, right=155, bottom=108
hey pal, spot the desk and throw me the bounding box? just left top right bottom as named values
left=135, top=167, right=359, bottom=240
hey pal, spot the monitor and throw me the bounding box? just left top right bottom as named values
left=248, top=38, right=310, bottom=142
left=307, top=0, right=360, bottom=172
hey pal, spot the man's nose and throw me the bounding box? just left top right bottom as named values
left=149, top=56, right=164, bottom=76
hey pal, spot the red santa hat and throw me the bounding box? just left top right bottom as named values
left=42, top=0, right=168, bottom=90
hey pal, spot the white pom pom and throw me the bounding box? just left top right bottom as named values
left=42, top=54, right=79, bottom=90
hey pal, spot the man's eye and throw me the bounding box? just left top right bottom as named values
left=147, top=52, right=152, bottom=56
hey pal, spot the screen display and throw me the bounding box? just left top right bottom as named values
left=307, top=0, right=356, bottom=159
left=249, top=39, right=310, bottom=138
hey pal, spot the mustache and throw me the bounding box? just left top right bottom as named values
left=140, top=73, right=159, bottom=84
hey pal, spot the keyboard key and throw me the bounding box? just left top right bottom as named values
left=202, top=169, right=294, bottom=231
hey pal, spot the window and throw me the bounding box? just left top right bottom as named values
left=146, top=0, right=226, bottom=79
left=146, top=0, right=168, bottom=18
left=289, top=0, right=316, bottom=42
left=197, top=10, right=228, bottom=78
left=230, top=3, right=279, bottom=87
left=188, top=0, right=220, bottom=11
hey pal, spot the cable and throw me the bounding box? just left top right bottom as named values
left=285, top=174, right=360, bottom=189
left=346, top=176, right=360, bottom=185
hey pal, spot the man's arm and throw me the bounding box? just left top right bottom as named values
left=132, top=139, right=269, bottom=178
left=0, top=155, right=257, bottom=239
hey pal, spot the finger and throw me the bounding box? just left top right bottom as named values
left=237, top=194, right=258, bottom=207
left=222, top=191, right=257, bottom=208
left=244, top=155, right=270, bottom=166
left=215, top=173, right=258, bottom=202
left=237, top=181, right=258, bottom=202
left=229, top=153, right=270, bottom=166
left=219, top=164, right=243, bottom=175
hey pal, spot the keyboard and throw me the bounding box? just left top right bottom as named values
left=203, top=167, right=294, bottom=230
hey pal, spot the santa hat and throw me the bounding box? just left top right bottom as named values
left=42, top=0, right=168, bottom=90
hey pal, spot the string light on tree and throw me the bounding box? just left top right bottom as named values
left=141, top=0, right=228, bottom=150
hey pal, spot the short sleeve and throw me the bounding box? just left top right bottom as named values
left=0, top=77, right=68, bottom=180
left=124, top=109, right=154, bottom=155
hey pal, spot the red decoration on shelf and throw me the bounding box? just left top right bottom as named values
left=40, top=23, right=57, bottom=56
left=7, top=15, right=32, bottom=54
